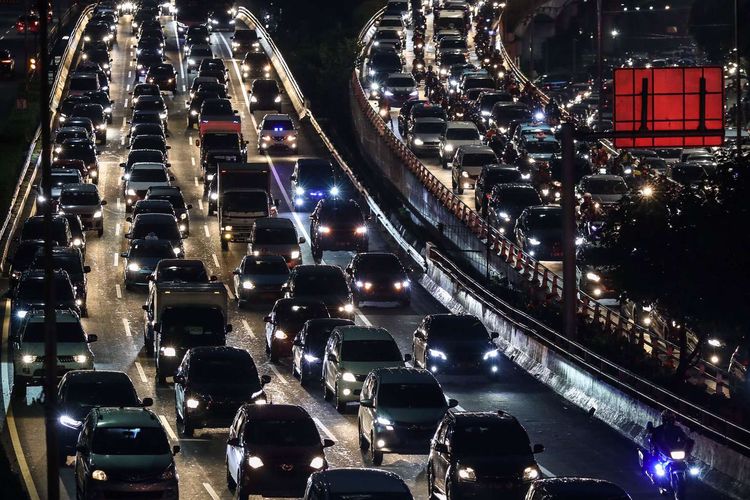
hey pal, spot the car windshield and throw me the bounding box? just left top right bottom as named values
left=377, top=383, right=445, bottom=408
left=356, top=255, right=403, bottom=274
left=161, top=309, right=224, bottom=342
left=92, top=427, right=170, bottom=455
left=191, top=356, right=259, bottom=385
left=428, top=317, right=488, bottom=342
left=370, top=53, right=401, bottom=69
left=22, top=221, right=67, bottom=242
left=578, top=245, right=619, bottom=266
left=130, top=168, right=168, bottom=182
left=462, top=153, right=496, bottom=167
left=494, top=107, right=531, bottom=121
left=441, top=53, right=466, bottom=65
left=481, top=95, right=512, bottom=109
left=298, top=164, right=334, bottom=185
left=319, top=204, right=363, bottom=223
left=242, top=259, right=289, bottom=275
left=255, top=227, right=296, bottom=244
left=415, top=122, right=445, bottom=134
left=464, top=78, right=494, bottom=89
left=132, top=220, right=179, bottom=240
left=528, top=210, right=562, bottom=228
left=441, top=39, right=466, bottom=49
left=446, top=128, right=479, bottom=140
left=526, top=141, right=561, bottom=154
left=135, top=101, right=164, bottom=112
left=59, top=191, right=99, bottom=205
left=673, top=166, right=707, bottom=182
left=244, top=418, right=320, bottom=446
left=51, top=173, right=82, bottom=186
left=223, top=192, right=268, bottom=214
left=64, top=380, right=138, bottom=406
left=70, top=78, right=98, bottom=91
left=341, top=339, right=402, bottom=362
left=496, top=188, right=541, bottom=206
left=150, top=67, right=172, bottom=77
left=294, top=273, right=348, bottom=295
left=18, top=276, right=73, bottom=300
left=253, top=80, right=278, bottom=92
left=244, top=53, right=268, bottom=64
left=23, top=320, right=84, bottom=342
left=128, top=243, right=174, bottom=259
left=47, top=256, right=84, bottom=278
left=582, top=179, right=627, bottom=194
left=454, top=424, right=531, bottom=455
left=158, top=264, right=207, bottom=282
left=263, top=120, right=293, bottom=131
left=387, top=77, right=415, bottom=87
left=202, top=134, right=238, bottom=149
left=276, top=301, right=328, bottom=320
left=414, top=107, right=446, bottom=119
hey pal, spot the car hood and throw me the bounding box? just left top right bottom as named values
left=189, top=382, right=262, bottom=399
left=527, top=228, right=562, bottom=242
left=528, top=152, right=555, bottom=161
left=340, top=360, right=405, bottom=376
left=128, top=180, right=169, bottom=191
left=379, top=406, right=446, bottom=425
left=413, top=133, right=442, bottom=141
left=295, top=292, right=348, bottom=307
left=355, top=272, right=405, bottom=284
left=244, top=273, right=288, bottom=286
left=20, top=341, right=89, bottom=356
left=445, top=139, right=482, bottom=147
left=129, top=256, right=164, bottom=270
left=251, top=444, right=321, bottom=464
left=91, top=453, right=173, bottom=477
left=590, top=193, right=624, bottom=204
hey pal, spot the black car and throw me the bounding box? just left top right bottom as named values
left=81, top=44, right=111, bottom=77
left=120, top=149, right=169, bottom=181
left=291, top=318, right=354, bottom=385
left=62, top=214, right=87, bottom=256
left=186, top=44, right=213, bottom=72
left=37, top=167, right=83, bottom=211
left=122, top=238, right=177, bottom=288
left=146, top=63, right=177, bottom=92
left=186, top=89, right=220, bottom=127
left=62, top=117, right=97, bottom=145
left=185, top=25, right=210, bottom=46
left=56, top=370, right=151, bottom=464
left=58, top=95, right=92, bottom=124
left=7, top=240, right=45, bottom=289
left=241, top=51, right=271, bottom=80
left=145, top=186, right=192, bottom=235
left=346, top=252, right=410, bottom=306
left=248, top=79, right=282, bottom=112
left=413, top=314, right=500, bottom=377
left=225, top=404, right=334, bottom=498
left=233, top=255, right=290, bottom=304
left=526, top=478, right=631, bottom=500
left=131, top=82, right=161, bottom=100
left=128, top=123, right=166, bottom=146
left=135, top=49, right=164, bottom=81
left=263, top=298, right=330, bottom=362
left=197, top=68, right=228, bottom=91
left=71, top=104, right=106, bottom=144
left=232, top=29, right=261, bottom=55
left=131, top=199, right=175, bottom=219
left=133, top=95, right=168, bottom=125
left=56, top=139, right=98, bottom=183
left=150, top=259, right=215, bottom=286
left=428, top=410, right=544, bottom=499
left=83, top=21, right=112, bottom=49
left=474, top=164, right=527, bottom=216
left=20, top=214, right=72, bottom=247
left=290, top=158, right=338, bottom=210
left=31, top=247, right=90, bottom=316
left=174, top=346, right=270, bottom=436
left=514, top=205, right=564, bottom=260
left=309, top=199, right=368, bottom=261
left=283, top=265, right=354, bottom=320
left=12, top=269, right=79, bottom=323
left=83, top=91, right=113, bottom=124
left=130, top=134, right=169, bottom=157
left=54, top=128, right=91, bottom=156
left=0, top=49, right=14, bottom=77
left=126, top=213, right=184, bottom=257
left=207, top=9, right=235, bottom=32
left=487, top=183, right=543, bottom=235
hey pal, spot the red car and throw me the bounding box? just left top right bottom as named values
left=16, top=15, right=40, bottom=33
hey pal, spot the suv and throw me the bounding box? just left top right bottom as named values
left=249, top=79, right=282, bottom=112
left=12, top=309, right=96, bottom=397
left=233, top=255, right=290, bottom=305
left=74, top=408, right=179, bottom=500
left=58, top=183, right=107, bottom=236
left=346, top=252, right=410, bottom=306
left=241, top=51, right=271, bottom=80
left=12, top=269, right=79, bottom=324
left=283, top=265, right=354, bottom=320
left=309, top=199, right=368, bottom=261
left=122, top=238, right=178, bottom=288
left=474, top=164, right=526, bottom=215
left=225, top=404, right=335, bottom=498
left=451, top=145, right=498, bottom=194
left=440, top=121, right=482, bottom=168
left=257, top=113, right=297, bottom=152
left=249, top=217, right=305, bottom=268
left=292, top=318, right=354, bottom=386
left=322, top=326, right=408, bottom=413
left=358, top=367, right=457, bottom=465
left=408, top=117, right=446, bottom=156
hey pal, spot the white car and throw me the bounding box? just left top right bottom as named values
left=123, top=162, right=173, bottom=210
left=439, top=121, right=482, bottom=168
left=257, top=113, right=298, bottom=153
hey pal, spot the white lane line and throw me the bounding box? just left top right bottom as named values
left=224, top=284, right=235, bottom=300
left=190, top=157, right=195, bottom=166
left=313, top=417, right=337, bottom=442
left=1, top=300, right=11, bottom=411
left=203, top=483, right=221, bottom=500
left=212, top=253, right=220, bottom=268
left=135, top=361, right=148, bottom=383
left=115, top=222, right=120, bottom=236
left=188, top=137, right=192, bottom=145
left=159, top=415, right=179, bottom=441
left=113, top=252, right=119, bottom=267
left=193, top=176, right=199, bottom=186
left=126, top=83, right=130, bottom=92
left=7, top=406, right=40, bottom=500
left=173, top=23, right=185, bottom=80
left=540, top=464, right=554, bottom=477
left=115, top=284, right=122, bottom=299
left=121, top=116, right=127, bottom=127
left=122, top=318, right=132, bottom=337
left=268, top=364, right=288, bottom=385
left=182, top=84, right=187, bottom=92
left=198, top=199, right=204, bottom=210
left=241, top=319, right=256, bottom=339
left=203, top=224, right=210, bottom=238
left=117, top=197, right=122, bottom=210
left=124, top=98, right=129, bottom=108
left=127, top=70, right=132, bottom=78
left=356, top=312, right=372, bottom=326
left=220, top=35, right=259, bottom=128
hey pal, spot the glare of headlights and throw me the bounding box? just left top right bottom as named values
left=309, top=456, right=325, bottom=469
left=74, top=354, right=88, bottom=363
left=290, top=250, right=300, bottom=259
left=342, top=372, right=356, bottom=382
left=186, top=398, right=199, bottom=409
left=21, top=353, right=34, bottom=363
left=274, top=330, right=287, bottom=339
left=162, top=346, right=176, bottom=357
left=242, top=280, right=255, bottom=290
left=586, top=272, right=600, bottom=282
left=73, top=238, right=82, bottom=247
left=128, top=262, right=140, bottom=271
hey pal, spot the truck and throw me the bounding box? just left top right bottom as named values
left=195, top=131, right=248, bottom=194
left=142, top=282, right=231, bottom=383
left=216, top=162, right=278, bottom=250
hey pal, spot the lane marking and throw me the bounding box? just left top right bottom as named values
left=203, top=483, right=221, bottom=500
left=241, top=319, right=255, bottom=339
left=193, top=176, right=199, bottom=187
left=122, top=318, right=132, bottom=337
left=124, top=98, right=128, bottom=108
left=190, top=157, right=195, bottom=166
left=127, top=70, right=132, bottom=78
left=135, top=361, right=148, bottom=383
left=198, top=199, right=204, bottom=210
left=268, top=364, right=288, bottom=385
left=356, top=312, right=372, bottom=326
left=121, top=116, right=127, bottom=127
left=126, top=83, right=130, bottom=91
left=115, top=222, right=120, bottom=236
left=117, top=197, right=122, bottom=210
left=159, top=415, right=179, bottom=441
left=203, top=224, right=210, bottom=238
left=1, top=300, right=10, bottom=411
left=224, top=283, right=235, bottom=300
left=313, top=417, right=337, bottom=442
left=212, top=253, right=220, bottom=268
left=540, top=464, right=554, bottom=477
left=113, top=252, right=119, bottom=267
left=115, top=284, right=122, bottom=299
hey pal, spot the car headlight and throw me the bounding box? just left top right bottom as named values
left=274, top=95, right=281, bottom=103
left=330, top=186, right=340, bottom=196
left=443, top=143, right=454, bottom=152
left=161, top=347, right=176, bottom=357
left=575, top=237, right=584, bottom=246
left=92, top=470, right=108, bottom=481
left=413, top=138, right=424, bottom=146
left=137, top=64, right=143, bottom=69
left=210, top=192, right=218, bottom=200
left=342, top=372, right=357, bottom=382
left=93, top=210, right=102, bottom=218
left=242, top=280, right=255, bottom=290
left=74, top=354, right=88, bottom=364
left=461, top=171, right=469, bottom=178
left=483, top=350, right=498, bottom=360
left=383, top=90, right=394, bottom=97
left=274, top=330, right=287, bottom=339
left=523, top=466, right=540, bottom=481
left=103, top=63, right=110, bottom=69
left=127, top=189, right=136, bottom=196
left=376, top=416, right=392, bottom=426
left=128, top=263, right=140, bottom=272
left=290, top=250, right=300, bottom=259
left=75, top=299, right=83, bottom=306
left=429, top=349, right=447, bottom=360
left=104, top=106, right=112, bottom=113
left=73, top=238, right=82, bottom=247
left=83, top=36, right=91, bottom=42
left=318, top=226, right=331, bottom=234
left=457, top=467, right=476, bottom=482
left=528, top=238, right=541, bottom=246
left=21, top=354, right=34, bottom=363
left=355, top=226, right=367, bottom=234
left=250, top=95, right=257, bottom=102
left=173, top=247, right=181, bottom=256
left=179, top=224, right=186, bottom=232
left=241, top=64, right=249, bottom=71
left=188, top=58, right=195, bottom=65
left=247, top=456, right=264, bottom=469
left=37, top=194, right=47, bottom=202
left=586, top=272, right=601, bottom=282
left=303, top=354, right=319, bottom=363
left=159, top=112, right=167, bottom=120
left=190, top=109, right=198, bottom=116
left=58, top=415, right=82, bottom=429
left=498, top=211, right=511, bottom=221
left=186, top=398, right=200, bottom=409
left=340, top=303, right=354, bottom=313
left=178, top=212, right=187, bottom=221
left=309, top=456, right=325, bottom=469
left=263, top=65, right=271, bottom=72
left=98, top=123, right=107, bottom=131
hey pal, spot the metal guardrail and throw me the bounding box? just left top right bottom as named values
left=0, top=4, right=96, bottom=274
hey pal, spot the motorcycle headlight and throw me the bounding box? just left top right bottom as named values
left=670, top=450, right=686, bottom=460
left=443, top=144, right=454, bottom=152
left=58, top=415, right=82, bottom=429
left=210, top=192, right=218, bottom=200
left=161, top=346, right=176, bottom=357
left=303, top=354, right=319, bottom=363
left=190, top=110, right=198, bottom=116
left=457, top=467, right=476, bottom=482
left=21, top=353, right=34, bottom=363
left=173, top=247, right=181, bottom=256
left=37, top=194, right=47, bottom=202
left=92, top=470, right=108, bottom=481
left=355, top=226, right=367, bottom=235
left=383, top=90, right=394, bottom=96
left=73, top=238, right=82, bottom=247
left=369, top=81, right=379, bottom=90
left=523, top=466, right=540, bottom=481
left=309, top=456, right=325, bottom=469
left=429, top=349, right=447, bottom=360
left=483, top=350, right=499, bottom=360
left=104, top=107, right=112, bottom=113
left=318, top=226, right=331, bottom=234
left=376, top=416, right=392, bottom=426
left=342, top=372, right=356, bottom=382
left=188, top=58, right=195, bottom=65
left=340, top=303, right=354, bottom=313
left=330, top=186, right=340, bottom=196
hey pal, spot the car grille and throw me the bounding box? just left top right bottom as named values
left=35, top=355, right=75, bottom=363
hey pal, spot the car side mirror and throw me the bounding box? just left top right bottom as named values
left=298, top=237, right=306, bottom=244
left=359, top=398, right=374, bottom=408
left=194, top=139, right=200, bottom=147
left=141, top=397, right=153, bottom=407
left=100, top=200, right=107, bottom=206
left=261, top=374, right=271, bottom=386
left=172, top=445, right=180, bottom=456
left=490, top=331, right=499, bottom=339
left=124, top=233, right=132, bottom=239
left=533, top=443, right=545, bottom=454
left=186, top=204, right=193, bottom=210
left=119, top=162, right=126, bottom=168
left=142, top=304, right=149, bottom=311
left=125, top=216, right=132, bottom=222
left=226, top=324, right=233, bottom=333
left=166, top=145, right=171, bottom=149
left=227, top=437, right=240, bottom=447
left=83, top=265, right=91, bottom=273
left=173, top=374, right=184, bottom=384
left=263, top=315, right=272, bottom=323
left=403, top=353, right=412, bottom=362
left=433, top=442, right=449, bottom=453
left=87, top=334, right=98, bottom=343
left=447, top=398, right=459, bottom=408
left=323, top=438, right=335, bottom=448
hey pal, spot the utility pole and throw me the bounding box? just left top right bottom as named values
left=735, top=0, right=742, bottom=159
left=596, top=0, right=603, bottom=130
left=561, top=123, right=577, bottom=341
left=39, top=0, right=59, bottom=496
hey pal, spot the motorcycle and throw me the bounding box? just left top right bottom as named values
left=638, top=422, right=699, bottom=500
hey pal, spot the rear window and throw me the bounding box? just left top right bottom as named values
left=69, top=77, right=99, bottom=92
left=461, top=153, right=496, bottom=167
left=252, top=80, right=279, bottom=92
left=387, top=77, right=415, bottom=87
left=446, top=128, right=479, bottom=140
left=414, top=122, right=445, bottom=134
left=242, top=259, right=289, bottom=275
left=244, top=419, right=320, bottom=446
left=254, top=227, right=297, bottom=244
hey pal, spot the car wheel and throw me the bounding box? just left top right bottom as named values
left=178, top=413, right=194, bottom=438
left=369, top=431, right=383, bottom=465
left=97, top=228, right=103, bottom=237
left=334, top=383, right=346, bottom=413
left=427, top=465, right=437, bottom=499
left=221, top=239, right=229, bottom=251
left=358, top=420, right=368, bottom=450
left=234, top=471, right=249, bottom=500
left=446, top=476, right=460, bottom=500
left=13, top=378, right=26, bottom=399
left=269, top=342, right=279, bottom=363
left=226, top=460, right=236, bottom=490
left=299, top=366, right=309, bottom=386
left=81, top=307, right=88, bottom=318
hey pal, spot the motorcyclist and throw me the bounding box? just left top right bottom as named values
left=578, top=193, right=601, bottom=222
left=425, top=65, right=439, bottom=99
left=413, top=32, right=425, bottom=57
left=449, top=99, right=467, bottom=120
left=546, top=99, right=561, bottom=125
left=378, top=94, right=392, bottom=126
left=412, top=58, right=426, bottom=83
left=649, top=411, right=693, bottom=458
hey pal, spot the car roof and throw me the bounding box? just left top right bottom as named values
left=262, top=113, right=292, bottom=121
left=294, top=264, right=344, bottom=276
left=494, top=182, right=537, bottom=192
left=242, top=254, right=287, bottom=265
left=62, top=369, right=133, bottom=385
left=133, top=213, right=175, bottom=223
left=531, top=477, right=629, bottom=496
left=157, top=258, right=203, bottom=268
left=242, top=403, right=313, bottom=421
left=335, top=325, right=393, bottom=341
left=386, top=72, right=414, bottom=80
left=134, top=199, right=173, bottom=209
left=25, top=308, right=79, bottom=323
left=449, top=410, right=519, bottom=426
left=93, top=407, right=162, bottom=428
left=253, top=217, right=295, bottom=229
left=189, top=346, right=252, bottom=362
left=311, top=469, right=410, bottom=494
left=371, top=367, right=437, bottom=383
left=147, top=186, right=181, bottom=195
left=130, top=162, right=166, bottom=170
left=457, top=145, right=494, bottom=153
left=446, top=121, right=477, bottom=129
left=413, top=117, right=446, bottom=125
left=527, top=205, right=561, bottom=214
left=581, top=174, right=625, bottom=182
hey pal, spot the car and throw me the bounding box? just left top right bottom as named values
left=74, top=62, right=110, bottom=93
left=366, top=52, right=403, bottom=93
left=309, top=199, right=368, bottom=261
left=471, top=90, right=515, bottom=126
left=346, top=252, right=410, bottom=306
left=122, top=239, right=178, bottom=289
left=16, top=14, right=39, bottom=33
left=197, top=68, right=228, bottom=91
left=83, top=90, right=114, bottom=124
left=132, top=95, right=169, bottom=126
left=405, top=102, right=448, bottom=134
left=186, top=89, right=219, bottom=127
left=577, top=174, right=629, bottom=207
left=83, top=20, right=113, bottom=48
left=123, top=162, right=173, bottom=210
left=358, top=367, right=457, bottom=465
left=263, top=297, right=330, bottom=362
left=290, top=158, right=339, bottom=210
left=58, top=95, right=93, bottom=124
left=257, top=113, right=297, bottom=152
left=241, top=51, right=271, bottom=80
left=207, top=8, right=235, bottom=32
left=428, top=410, right=545, bottom=499
left=149, top=259, right=215, bottom=289
left=74, top=407, right=179, bottom=500
left=525, top=477, right=631, bottom=500
left=412, top=314, right=500, bottom=377
left=397, top=98, right=427, bottom=134
left=56, top=370, right=151, bottom=464
left=323, top=326, right=408, bottom=412
left=283, top=264, right=354, bottom=319
left=225, top=404, right=335, bottom=498
left=131, top=82, right=161, bottom=101
left=62, top=214, right=87, bottom=256
left=381, top=72, right=418, bottom=106
left=134, top=48, right=164, bottom=82
left=291, top=318, right=355, bottom=385
left=666, top=162, right=710, bottom=188
left=304, top=468, right=413, bottom=500
left=440, top=121, right=482, bottom=168
left=248, top=217, right=305, bottom=268
left=188, top=75, right=221, bottom=99
left=129, top=109, right=165, bottom=134
left=474, top=164, right=527, bottom=215
left=7, top=240, right=45, bottom=290
left=55, top=138, right=99, bottom=183
left=487, top=183, right=543, bottom=235
left=174, top=346, right=270, bottom=436
left=233, top=255, right=290, bottom=305
left=12, top=309, right=96, bottom=397
left=126, top=213, right=184, bottom=257
left=408, top=117, right=446, bottom=156
left=232, top=29, right=261, bottom=54
left=81, top=44, right=111, bottom=77
left=185, top=24, right=210, bottom=45
left=146, top=63, right=177, bottom=92
left=249, top=79, right=282, bottom=112
left=20, top=214, right=72, bottom=247
left=490, top=102, right=533, bottom=135
left=57, top=183, right=106, bottom=236
left=30, top=247, right=90, bottom=315
left=128, top=123, right=166, bottom=146
left=186, top=43, right=213, bottom=72
left=37, top=167, right=83, bottom=211
left=451, top=145, right=499, bottom=194
left=372, top=28, right=402, bottom=51
left=577, top=243, right=621, bottom=304
left=0, top=49, right=14, bottom=78
left=68, top=71, right=103, bottom=97
left=120, top=151, right=168, bottom=183
left=144, top=186, right=192, bottom=235
left=514, top=205, right=565, bottom=260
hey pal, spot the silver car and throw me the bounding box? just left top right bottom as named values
left=408, top=117, right=446, bottom=156
left=439, top=121, right=482, bottom=168
left=257, top=113, right=298, bottom=153
left=58, top=183, right=107, bottom=236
